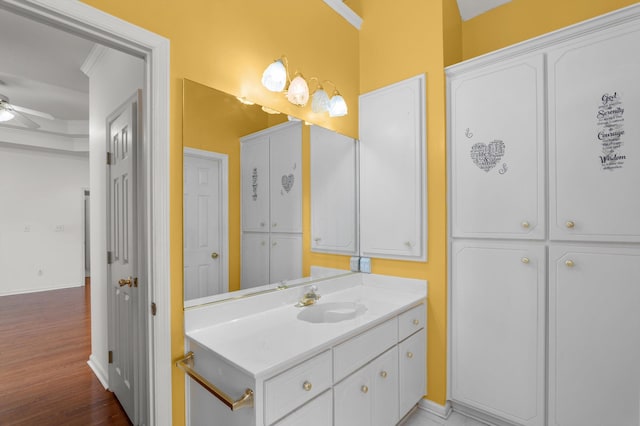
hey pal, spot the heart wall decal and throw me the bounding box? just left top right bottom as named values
left=281, top=174, right=295, bottom=193
left=470, top=140, right=505, bottom=172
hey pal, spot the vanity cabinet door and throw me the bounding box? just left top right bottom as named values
left=450, top=55, right=545, bottom=240
left=359, top=74, right=427, bottom=261
left=273, top=390, right=332, bottom=426
left=241, top=135, right=270, bottom=232
left=334, top=347, right=398, bottom=426
left=399, top=329, right=426, bottom=417
left=269, top=233, right=302, bottom=284
left=451, top=241, right=545, bottom=426
left=549, top=245, right=640, bottom=426
left=548, top=26, right=640, bottom=242
left=310, top=126, right=358, bottom=255
left=241, top=232, right=269, bottom=288
left=269, top=122, right=302, bottom=234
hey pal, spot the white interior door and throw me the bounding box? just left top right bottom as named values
left=183, top=149, right=228, bottom=300
left=108, top=93, right=140, bottom=423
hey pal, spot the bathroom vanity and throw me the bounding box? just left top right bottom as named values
left=182, top=273, right=427, bottom=426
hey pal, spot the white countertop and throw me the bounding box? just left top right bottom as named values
left=185, top=273, right=427, bottom=379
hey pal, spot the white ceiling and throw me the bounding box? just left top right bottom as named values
left=456, top=0, right=513, bottom=21
left=0, top=8, right=94, bottom=121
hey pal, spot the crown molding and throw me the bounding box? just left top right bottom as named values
left=323, top=0, right=362, bottom=30
left=80, top=43, right=108, bottom=77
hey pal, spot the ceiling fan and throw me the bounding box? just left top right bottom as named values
left=0, top=93, right=55, bottom=129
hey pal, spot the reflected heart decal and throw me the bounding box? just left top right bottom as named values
left=281, top=174, right=295, bottom=193
left=470, top=140, right=505, bottom=172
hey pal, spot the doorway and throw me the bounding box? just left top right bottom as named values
left=0, top=1, right=171, bottom=424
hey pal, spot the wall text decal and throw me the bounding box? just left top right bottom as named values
left=251, top=168, right=258, bottom=201
left=470, top=140, right=505, bottom=172
left=597, top=92, right=626, bottom=171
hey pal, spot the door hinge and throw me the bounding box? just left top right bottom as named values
left=108, top=350, right=113, bottom=364
left=151, top=302, right=157, bottom=316
left=107, top=251, right=113, bottom=264
left=107, top=151, right=113, bottom=165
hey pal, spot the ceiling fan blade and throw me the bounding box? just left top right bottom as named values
left=9, top=110, right=40, bottom=129
left=12, top=104, right=54, bottom=120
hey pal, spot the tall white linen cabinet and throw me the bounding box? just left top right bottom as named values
left=447, top=5, right=640, bottom=426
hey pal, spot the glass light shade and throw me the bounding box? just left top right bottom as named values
left=0, top=108, right=15, bottom=122
left=328, top=94, right=348, bottom=117
left=286, top=75, right=309, bottom=107
left=311, top=89, right=330, bottom=113
left=261, top=60, right=287, bottom=92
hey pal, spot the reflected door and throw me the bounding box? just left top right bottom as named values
left=184, top=151, right=225, bottom=300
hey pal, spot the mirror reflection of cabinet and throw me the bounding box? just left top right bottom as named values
left=241, top=122, right=302, bottom=288
left=359, top=74, right=427, bottom=261
left=310, top=126, right=358, bottom=255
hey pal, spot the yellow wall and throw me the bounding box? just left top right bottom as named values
left=359, top=0, right=449, bottom=406
left=462, top=0, right=639, bottom=59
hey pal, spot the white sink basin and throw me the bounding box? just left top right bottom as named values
left=297, top=302, right=367, bottom=324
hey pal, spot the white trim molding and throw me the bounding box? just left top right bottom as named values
left=419, top=399, right=453, bottom=419
left=323, top=0, right=362, bottom=30
left=0, top=1, right=172, bottom=425
left=88, top=354, right=109, bottom=390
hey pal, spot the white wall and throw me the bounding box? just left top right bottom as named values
left=0, top=145, right=89, bottom=295
left=84, top=45, right=144, bottom=386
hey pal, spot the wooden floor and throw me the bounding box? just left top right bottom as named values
left=0, top=282, right=132, bottom=425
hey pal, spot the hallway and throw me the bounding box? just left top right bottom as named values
left=0, top=283, right=131, bottom=425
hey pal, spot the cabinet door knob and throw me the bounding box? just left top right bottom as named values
left=272, top=222, right=277, bottom=228
left=565, top=259, right=574, bottom=267
left=521, top=257, right=530, bottom=264
left=380, top=371, right=388, bottom=378
left=407, top=352, right=414, bottom=359
left=261, top=241, right=266, bottom=246
left=361, top=385, right=368, bottom=394
left=302, top=381, right=312, bottom=391
left=272, top=242, right=277, bottom=247
left=260, top=222, right=265, bottom=227
left=314, top=237, right=322, bottom=242
left=566, top=221, right=575, bottom=229
left=521, top=221, right=530, bottom=229
left=211, top=252, right=219, bottom=259
left=412, top=319, right=420, bottom=325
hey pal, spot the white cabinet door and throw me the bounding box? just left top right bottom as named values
left=450, top=55, right=545, bottom=240
left=549, top=245, right=640, bottom=426
left=451, top=241, right=545, bottom=426
left=241, top=135, right=270, bottom=232
left=360, top=74, right=426, bottom=261
left=310, top=126, right=358, bottom=255
left=372, top=347, right=399, bottom=426
left=269, top=123, right=302, bottom=233
left=548, top=26, right=640, bottom=242
left=334, top=364, right=372, bottom=426
left=273, top=390, right=332, bottom=426
left=241, top=232, right=269, bottom=288
left=269, top=233, right=302, bottom=284
left=399, top=329, right=426, bottom=417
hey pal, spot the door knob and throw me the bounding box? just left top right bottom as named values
left=118, top=277, right=132, bottom=287
left=566, top=221, right=575, bottom=229
left=211, top=252, right=219, bottom=259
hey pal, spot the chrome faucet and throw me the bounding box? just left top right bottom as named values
left=296, top=285, right=321, bottom=307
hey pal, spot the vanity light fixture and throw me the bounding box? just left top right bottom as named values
left=260, top=55, right=348, bottom=116
left=236, top=96, right=255, bottom=105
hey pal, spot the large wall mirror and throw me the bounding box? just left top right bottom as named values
left=183, top=79, right=358, bottom=307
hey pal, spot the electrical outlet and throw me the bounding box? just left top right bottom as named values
left=359, top=257, right=371, bottom=274
left=350, top=257, right=360, bottom=272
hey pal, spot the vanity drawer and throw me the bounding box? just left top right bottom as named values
left=264, top=350, right=332, bottom=425
left=333, top=318, right=398, bottom=382
left=398, top=303, right=425, bottom=341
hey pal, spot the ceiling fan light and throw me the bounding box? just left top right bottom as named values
left=286, top=75, right=309, bottom=107
left=261, top=59, right=287, bottom=92
left=329, top=94, right=348, bottom=117
left=0, top=108, right=15, bottom=122
left=311, top=88, right=330, bottom=113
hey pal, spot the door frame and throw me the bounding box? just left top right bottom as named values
left=183, top=147, right=229, bottom=299
left=0, top=1, right=172, bottom=424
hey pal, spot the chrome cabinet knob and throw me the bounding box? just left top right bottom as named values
left=565, top=260, right=574, bottom=267
left=566, top=221, right=575, bottom=229
left=380, top=371, right=388, bottom=378
left=521, top=221, right=530, bottom=229
left=361, top=385, right=368, bottom=394
left=521, top=257, right=530, bottom=264
left=302, top=381, right=312, bottom=391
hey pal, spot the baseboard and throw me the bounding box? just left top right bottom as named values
left=0, top=282, right=84, bottom=297
left=419, top=398, right=453, bottom=419
left=451, top=401, right=515, bottom=426
left=87, top=354, right=109, bottom=389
